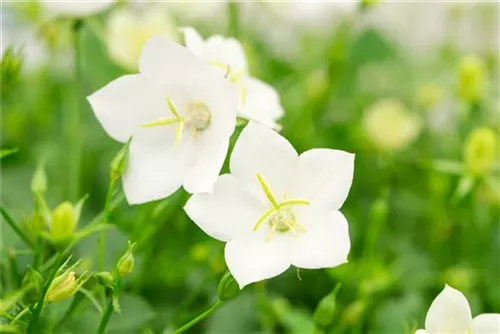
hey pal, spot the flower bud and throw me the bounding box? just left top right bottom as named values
left=464, top=128, right=498, bottom=175
left=416, top=82, right=444, bottom=110
left=313, top=283, right=341, bottom=329
left=117, top=241, right=136, bottom=277
left=341, top=300, right=367, bottom=326
left=45, top=271, right=79, bottom=303
left=217, top=271, right=239, bottom=301
left=31, top=163, right=47, bottom=196
left=50, top=202, right=77, bottom=243
left=458, top=55, right=486, bottom=103
left=363, top=99, right=422, bottom=152
left=110, top=138, right=131, bottom=181
left=95, top=271, right=115, bottom=288
left=1, top=47, right=22, bottom=96
left=21, top=268, right=44, bottom=303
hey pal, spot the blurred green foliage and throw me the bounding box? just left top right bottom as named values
left=1, top=1, right=499, bottom=334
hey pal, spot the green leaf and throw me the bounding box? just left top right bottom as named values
left=0, top=148, right=19, bottom=159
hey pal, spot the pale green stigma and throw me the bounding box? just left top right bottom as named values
left=253, top=173, right=310, bottom=240
left=140, top=97, right=212, bottom=144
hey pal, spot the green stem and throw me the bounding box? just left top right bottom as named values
left=228, top=1, right=239, bottom=38
left=69, top=19, right=84, bottom=202
left=97, top=280, right=121, bottom=334
left=27, top=252, right=64, bottom=333
left=0, top=206, right=35, bottom=249
left=11, top=306, right=31, bottom=325
left=173, top=300, right=223, bottom=334
left=99, top=178, right=116, bottom=271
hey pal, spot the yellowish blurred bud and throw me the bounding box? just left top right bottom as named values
left=95, top=271, right=114, bottom=288
left=190, top=243, right=210, bottom=262
left=50, top=202, right=77, bottom=243
left=443, top=267, right=475, bottom=291
left=416, top=82, right=445, bottom=110
left=363, top=99, right=422, bottom=152
left=341, top=300, right=367, bottom=326
left=306, top=69, right=328, bottom=100
left=458, top=55, right=486, bottom=103
left=313, top=283, right=341, bottom=329
left=117, top=241, right=136, bottom=277
left=31, top=163, right=47, bottom=195
left=106, top=6, right=178, bottom=71
left=1, top=47, right=23, bottom=96
left=464, top=128, right=498, bottom=175
left=110, top=138, right=131, bottom=181
left=45, top=271, right=81, bottom=303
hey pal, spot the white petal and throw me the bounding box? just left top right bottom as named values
left=180, top=26, right=206, bottom=58
left=204, top=35, right=247, bottom=74
left=139, top=35, right=211, bottom=86
left=122, top=138, right=193, bottom=205
left=291, top=209, right=350, bottom=269
left=239, top=77, right=284, bottom=128
left=297, top=149, right=355, bottom=210
left=184, top=174, right=265, bottom=242
left=230, top=122, right=298, bottom=201
left=415, top=330, right=429, bottom=334
left=183, top=136, right=229, bottom=194
left=225, top=234, right=291, bottom=288
left=471, top=314, right=500, bottom=334
left=41, top=0, right=115, bottom=17
left=425, top=285, right=472, bottom=334
left=87, top=74, right=168, bottom=143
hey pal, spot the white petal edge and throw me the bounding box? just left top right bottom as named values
left=297, top=149, right=355, bottom=211
left=87, top=74, right=167, bottom=143
left=225, top=233, right=291, bottom=289
left=415, top=330, right=429, bottom=334
left=180, top=26, right=206, bottom=58
left=425, top=285, right=472, bottom=334
left=230, top=121, right=298, bottom=200
left=471, top=314, right=500, bottom=334
left=291, top=209, right=350, bottom=269
left=184, top=174, right=265, bottom=242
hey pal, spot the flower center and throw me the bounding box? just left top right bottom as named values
left=141, top=97, right=212, bottom=144
left=253, top=173, right=309, bottom=241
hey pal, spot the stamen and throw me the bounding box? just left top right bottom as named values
left=256, top=173, right=279, bottom=208
left=141, top=117, right=181, bottom=128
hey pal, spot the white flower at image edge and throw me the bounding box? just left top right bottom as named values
left=40, top=0, right=116, bottom=17
left=182, top=27, right=284, bottom=129
left=415, top=285, right=500, bottom=334
left=185, top=122, right=354, bottom=288
left=88, top=36, right=238, bottom=204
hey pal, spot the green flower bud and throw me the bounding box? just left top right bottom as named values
left=95, top=271, right=114, bottom=288
left=117, top=241, right=136, bottom=277
left=458, top=55, right=486, bottom=103
left=341, top=300, right=366, bottom=326
left=21, top=268, right=44, bottom=303
left=50, top=202, right=77, bottom=243
left=416, top=82, right=444, bottom=110
left=45, top=270, right=86, bottom=303
left=31, top=163, right=47, bottom=196
left=464, top=128, right=498, bottom=175
left=110, top=138, right=131, bottom=181
left=1, top=47, right=22, bottom=96
left=217, top=271, right=239, bottom=301
left=313, top=284, right=342, bottom=329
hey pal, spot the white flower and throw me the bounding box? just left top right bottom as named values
left=185, top=122, right=354, bottom=288
left=88, top=36, right=238, bottom=204
left=40, top=0, right=116, bottom=17
left=105, top=5, right=178, bottom=71
left=416, top=285, right=500, bottom=334
left=181, top=27, right=284, bottom=129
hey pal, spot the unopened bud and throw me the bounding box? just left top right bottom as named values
left=464, top=128, right=498, bottom=175
left=117, top=241, right=136, bottom=277
left=95, top=271, right=114, bottom=288
left=217, top=271, right=239, bottom=301
left=313, top=283, right=341, bottom=329
left=110, top=138, right=131, bottom=181
left=51, top=202, right=77, bottom=243
left=21, top=268, right=44, bottom=303
left=1, top=47, right=22, bottom=96
left=416, top=82, right=444, bottom=110
left=458, top=55, right=486, bottom=103
left=46, top=271, right=80, bottom=303
left=31, top=163, right=47, bottom=196
left=341, top=300, right=366, bottom=326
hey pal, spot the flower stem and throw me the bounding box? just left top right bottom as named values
left=11, top=306, right=31, bottom=325
left=228, top=1, right=239, bottom=38
left=0, top=206, right=35, bottom=249
left=27, top=252, right=65, bottom=334
left=173, top=300, right=223, bottom=334
left=98, top=178, right=116, bottom=271
left=68, top=19, right=84, bottom=202
left=97, top=279, right=121, bottom=334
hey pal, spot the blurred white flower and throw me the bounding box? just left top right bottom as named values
left=40, top=0, right=116, bottom=17
left=88, top=36, right=238, bottom=204
left=185, top=122, right=353, bottom=288
left=182, top=27, right=284, bottom=129
left=105, top=5, right=178, bottom=71
left=416, top=285, right=500, bottom=334
left=363, top=99, right=422, bottom=152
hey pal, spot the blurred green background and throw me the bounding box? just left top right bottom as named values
left=1, top=1, right=499, bottom=333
